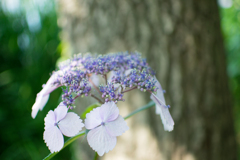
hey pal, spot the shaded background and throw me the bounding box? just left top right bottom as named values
left=0, top=0, right=240, bottom=159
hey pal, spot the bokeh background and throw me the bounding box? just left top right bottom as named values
left=0, top=0, right=240, bottom=159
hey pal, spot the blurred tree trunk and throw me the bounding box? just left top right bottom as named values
left=57, top=0, right=237, bottom=160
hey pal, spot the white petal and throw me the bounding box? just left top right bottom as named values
left=31, top=72, right=60, bottom=119
left=58, top=112, right=84, bottom=137
left=150, top=93, right=166, bottom=109
left=87, top=126, right=116, bottom=156
left=43, top=126, right=64, bottom=153
left=41, top=73, right=59, bottom=96
left=31, top=93, right=49, bottom=119
left=152, top=77, right=166, bottom=105
left=155, top=103, right=161, bottom=115
left=100, top=102, right=119, bottom=122
left=85, top=107, right=102, bottom=129
left=44, top=110, right=56, bottom=130
left=105, top=116, right=129, bottom=136
left=54, top=103, right=68, bottom=122
left=154, top=76, right=163, bottom=90
left=124, top=69, right=132, bottom=76
left=156, top=104, right=174, bottom=132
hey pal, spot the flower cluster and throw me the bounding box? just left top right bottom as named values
left=31, top=51, right=174, bottom=156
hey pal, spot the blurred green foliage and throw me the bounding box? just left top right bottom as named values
left=220, top=0, right=240, bottom=159
left=0, top=0, right=72, bottom=159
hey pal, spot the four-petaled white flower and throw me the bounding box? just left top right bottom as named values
left=150, top=77, right=174, bottom=131
left=85, top=102, right=129, bottom=156
left=31, top=72, right=60, bottom=118
left=44, top=102, right=84, bottom=153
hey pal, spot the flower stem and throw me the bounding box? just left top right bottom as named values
left=124, top=101, right=155, bottom=120
left=94, top=152, right=99, bottom=160
left=90, top=93, right=104, bottom=104
left=43, top=130, right=86, bottom=160
left=89, top=77, right=102, bottom=95
left=121, top=86, right=137, bottom=93
left=103, top=74, right=107, bottom=85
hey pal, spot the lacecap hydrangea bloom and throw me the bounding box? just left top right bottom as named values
left=31, top=51, right=174, bottom=156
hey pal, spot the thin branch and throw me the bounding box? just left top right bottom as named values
left=74, top=94, right=81, bottom=100
left=103, top=74, right=108, bottom=85
left=90, top=93, right=104, bottom=104
left=89, top=77, right=102, bottom=95
left=121, top=86, right=137, bottom=93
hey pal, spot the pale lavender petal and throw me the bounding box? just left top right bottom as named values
left=100, top=102, right=119, bottom=122
left=44, top=126, right=64, bottom=153
left=156, top=104, right=174, bottom=132
left=152, top=77, right=166, bottom=105
left=41, top=72, right=60, bottom=96
left=31, top=72, right=61, bottom=119
left=87, top=125, right=116, bottom=156
left=150, top=93, right=166, bottom=108
left=58, top=112, right=84, bottom=137
left=105, top=115, right=129, bottom=137
left=155, top=103, right=161, bottom=115
left=156, top=89, right=166, bottom=105
left=124, top=69, right=132, bottom=76
left=31, top=93, right=49, bottom=119
left=154, top=76, right=163, bottom=91
left=44, top=110, right=56, bottom=130
left=54, top=103, right=68, bottom=122
left=85, top=107, right=102, bottom=129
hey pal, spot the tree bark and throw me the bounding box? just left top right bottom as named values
left=57, top=0, right=237, bottom=159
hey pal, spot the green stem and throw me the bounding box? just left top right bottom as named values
left=124, top=101, right=155, bottom=120
left=94, top=152, right=99, bottom=160
left=43, top=130, right=86, bottom=160
left=43, top=101, right=155, bottom=160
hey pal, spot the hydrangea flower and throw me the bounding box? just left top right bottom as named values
left=31, top=52, right=175, bottom=158
left=150, top=77, right=174, bottom=131
left=31, top=72, right=60, bottom=118
left=44, top=102, right=84, bottom=153
left=85, top=102, right=129, bottom=156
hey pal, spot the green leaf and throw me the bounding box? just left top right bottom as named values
left=81, top=103, right=101, bottom=119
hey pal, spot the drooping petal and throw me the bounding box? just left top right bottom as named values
left=100, top=102, right=119, bottom=122
left=43, top=126, right=64, bottom=153
left=54, top=102, right=68, bottom=122
left=156, top=103, right=174, bottom=132
left=154, top=76, right=163, bottom=91
left=58, top=112, right=84, bottom=137
left=41, top=72, right=60, bottom=96
left=85, top=107, right=102, bottom=129
left=87, top=125, right=116, bottom=156
left=44, top=110, right=56, bottom=130
left=155, top=103, right=161, bottom=115
left=31, top=93, right=49, bottom=119
left=151, top=78, right=174, bottom=131
left=152, top=77, right=166, bottom=105
left=150, top=93, right=166, bottom=109
left=105, top=115, right=129, bottom=137
left=31, top=72, right=61, bottom=119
